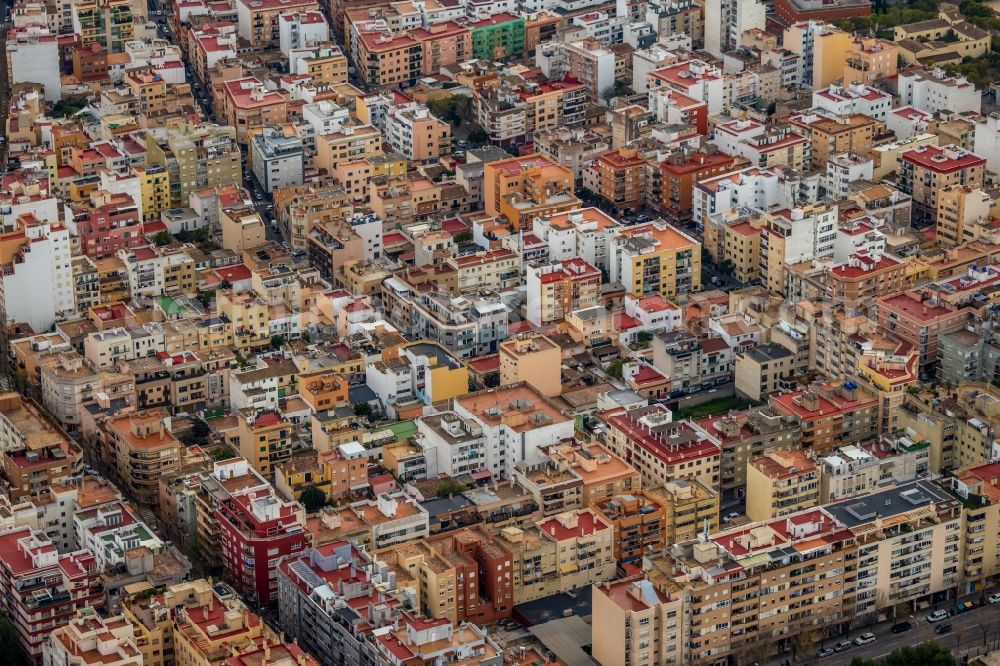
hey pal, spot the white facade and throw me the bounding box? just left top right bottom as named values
left=886, top=106, right=932, bottom=142
left=6, top=26, right=61, bottom=101
left=973, top=114, right=1000, bottom=175
left=812, top=83, right=892, bottom=121
left=278, top=11, right=330, bottom=56
left=824, top=153, right=873, bottom=201
left=898, top=68, right=981, bottom=115
left=0, top=217, right=73, bottom=332
left=704, top=0, right=764, bottom=57
left=453, top=398, right=575, bottom=479
left=414, top=412, right=488, bottom=478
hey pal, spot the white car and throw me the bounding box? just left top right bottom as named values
left=926, top=610, right=949, bottom=623
left=989, top=593, right=1000, bottom=604
left=854, top=633, right=875, bottom=646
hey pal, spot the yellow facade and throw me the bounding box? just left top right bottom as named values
left=137, top=166, right=171, bottom=221
left=499, top=335, right=562, bottom=398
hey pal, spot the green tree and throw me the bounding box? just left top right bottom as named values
left=354, top=402, right=373, bottom=418
left=179, top=419, right=212, bottom=446
left=0, top=611, right=23, bottom=666
left=151, top=231, right=172, bottom=246
left=849, top=642, right=954, bottom=666
left=607, top=358, right=625, bottom=379
left=435, top=478, right=467, bottom=498
left=300, top=485, right=328, bottom=513
left=270, top=335, right=285, bottom=350
left=453, top=230, right=474, bottom=244
left=466, top=129, right=489, bottom=147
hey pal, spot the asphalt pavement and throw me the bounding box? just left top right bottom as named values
left=767, top=596, right=1000, bottom=665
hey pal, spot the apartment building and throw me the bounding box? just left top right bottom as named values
left=592, top=489, right=669, bottom=564
left=170, top=579, right=270, bottom=666
left=71, top=0, right=133, bottom=53
left=818, top=444, right=881, bottom=503
left=769, top=382, right=878, bottom=453
left=843, top=37, right=898, bottom=85
left=497, top=509, right=616, bottom=604
left=591, top=578, right=685, bottom=666
left=0, top=392, right=81, bottom=503
left=381, top=281, right=508, bottom=360
left=44, top=608, right=141, bottom=666
left=454, top=383, right=575, bottom=479
left=898, top=68, right=981, bottom=115
left=827, top=481, right=962, bottom=622
left=354, top=29, right=421, bottom=89
left=482, top=154, right=574, bottom=231
left=653, top=506, right=855, bottom=664
left=543, top=441, right=641, bottom=507
left=216, top=489, right=309, bottom=606
left=936, top=185, right=993, bottom=246
left=734, top=343, right=796, bottom=402
left=145, top=124, right=241, bottom=208
left=899, top=145, right=986, bottom=222
left=655, top=149, right=740, bottom=224
left=277, top=541, right=402, bottom=666
left=876, top=289, right=973, bottom=374
left=101, top=410, right=182, bottom=508
left=237, top=408, right=291, bottom=479
left=746, top=449, right=819, bottom=521
left=220, top=78, right=289, bottom=144
left=66, top=190, right=142, bottom=260
left=600, top=404, right=720, bottom=490
left=823, top=251, right=908, bottom=314
left=525, top=258, right=600, bottom=328
left=593, top=147, right=646, bottom=214
left=376, top=525, right=514, bottom=624
left=651, top=330, right=734, bottom=393
left=0, top=213, right=74, bottom=333
left=697, top=407, right=801, bottom=492
left=250, top=128, right=304, bottom=194
left=0, top=527, right=105, bottom=662
left=498, top=334, right=561, bottom=398
left=235, top=0, right=319, bottom=47
left=385, top=103, right=451, bottom=164
left=609, top=221, right=701, bottom=300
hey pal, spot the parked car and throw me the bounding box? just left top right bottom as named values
left=833, top=640, right=852, bottom=653
left=926, top=610, right=949, bottom=623
left=891, top=621, right=912, bottom=634
left=722, top=512, right=740, bottom=524
left=816, top=648, right=835, bottom=658
left=854, top=633, right=876, bottom=646
left=989, top=593, right=1000, bottom=604
left=936, top=623, right=953, bottom=635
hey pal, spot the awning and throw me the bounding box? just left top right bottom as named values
left=470, top=469, right=493, bottom=481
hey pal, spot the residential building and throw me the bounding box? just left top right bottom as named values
left=0, top=527, right=104, bottom=662
left=745, top=449, right=819, bottom=521
left=609, top=221, right=701, bottom=300
left=238, top=408, right=291, bottom=480
left=600, top=404, right=720, bottom=490
left=250, top=128, right=304, bottom=194
left=498, top=334, right=561, bottom=398
left=876, top=289, right=973, bottom=374
left=769, top=382, right=878, bottom=453
left=216, top=489, right=309, bottom=605
left=454, top=383, right=575, bottom=479
left=0, top=212, right=74, bottom=333
left=898, top=68, right=982, bottom=115
left=826, top=481, right=962, bottom=621
left=43, top=608, right=141, bottom=666
left=525, top=258, right=600, bottom=327
left=818, top=444, right=881, bottom=503
left=235, top=0, right=320, bottom=47
left=385, top=103, right=451, bottom=163
left=593, top=147, right=646, bottom=214
left=898, top=144, right=986, bottom=220
left=101, top=410, right=182, bottom=508
left=697, top=407, right=801, bottom=492
left=497, top=509, right=616, bottom=604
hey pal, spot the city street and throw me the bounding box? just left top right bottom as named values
left=767, top=596, right=1000, bottom=665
